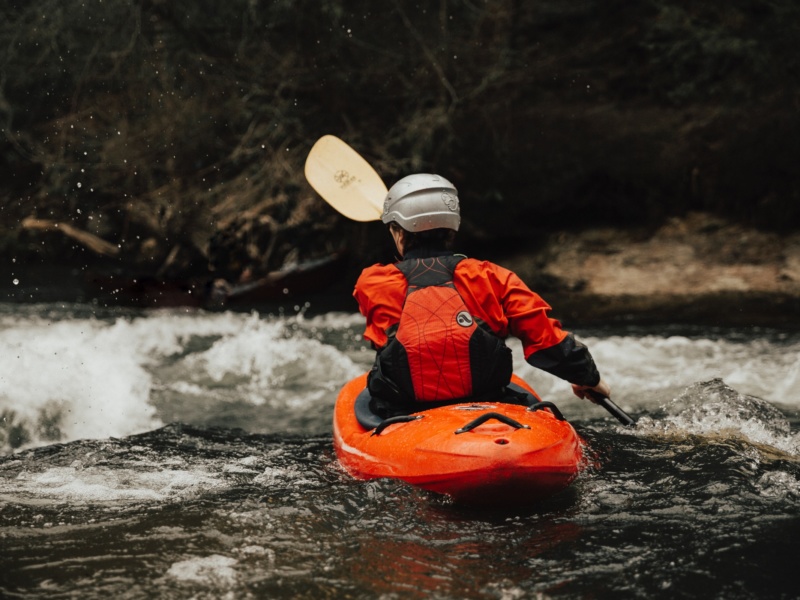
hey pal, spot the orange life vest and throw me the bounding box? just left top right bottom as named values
left=368, top=255, right=512, bottom=406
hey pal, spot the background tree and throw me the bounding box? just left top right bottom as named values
left=1, top=0, right=798, bottom=279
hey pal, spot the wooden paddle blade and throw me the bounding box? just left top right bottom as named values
left=304, top=135, right=387, bottom=222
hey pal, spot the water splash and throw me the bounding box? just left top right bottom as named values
left=174, top=312, right=361, bottom=405
left=0, top=309, right=364, bottom=452
left=513, top=330, right=800, bottom=426
left=0, top=317, right=160, bottom=451
left=636, top=378, right=799, bottom=456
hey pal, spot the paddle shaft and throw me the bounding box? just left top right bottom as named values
left=586, top=390, right=636, bottom=426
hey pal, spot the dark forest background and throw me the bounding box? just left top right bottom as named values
left=1, top=0, right=799, bottom=289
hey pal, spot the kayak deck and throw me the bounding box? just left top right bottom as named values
left=333, top=373, right=585, bottom=505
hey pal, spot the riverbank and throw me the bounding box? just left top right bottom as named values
left=3, top=212, right=798, bottom=328
left=500, top=212, right=800, bottom=328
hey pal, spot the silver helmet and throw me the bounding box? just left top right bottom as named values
left=381, top=173, right=460, bottom=232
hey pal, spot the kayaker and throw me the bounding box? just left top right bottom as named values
left=354, top=173, right=612, bottom=417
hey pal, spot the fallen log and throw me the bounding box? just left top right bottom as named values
left=21, top=217, right=120, bottom=257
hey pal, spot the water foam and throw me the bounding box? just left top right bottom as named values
left=176, top=312, right=361, bottom=406
left=0, top=316, right=160, bottom=451
left=165, top=554, right=239, bottom=586
left=9, top=465, right=226, bottom=502
left=515, top=331, right=800, bottom=412
left=0, top=308, right=362, bottom=451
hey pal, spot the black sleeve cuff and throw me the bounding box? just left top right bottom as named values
left=526, top=333, right=601, bottom=386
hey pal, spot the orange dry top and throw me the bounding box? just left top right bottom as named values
left=353, top=257, right=570, bottom=360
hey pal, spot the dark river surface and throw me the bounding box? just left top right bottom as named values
left=1, top=301, right=798, bottom=599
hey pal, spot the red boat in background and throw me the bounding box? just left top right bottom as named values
left=333, top=373, right=586, bottom=506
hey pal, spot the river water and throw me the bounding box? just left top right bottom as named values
left=1, top=301, right=798, bottom=599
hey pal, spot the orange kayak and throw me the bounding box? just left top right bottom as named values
left=333, top=373, right=586, bottom=505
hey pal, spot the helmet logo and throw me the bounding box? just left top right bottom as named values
left=456, top=311, right=473, bottom=327
left=442, top=192, right=459, bottom=212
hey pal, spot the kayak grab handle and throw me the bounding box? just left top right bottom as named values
left=527, top=401, right=566, bottom=421
left=455, top=412, right=530, bottom=434
left=372, top=415, right=423, bottom=436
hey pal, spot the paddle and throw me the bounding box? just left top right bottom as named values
left=304, top=135, right=387, bottom=222
left=586, top=390, right=637, bottom=427
left=304, top=135, right=637, bottom=427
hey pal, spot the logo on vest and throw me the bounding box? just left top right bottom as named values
left=456, top=311, right=474, bottom=327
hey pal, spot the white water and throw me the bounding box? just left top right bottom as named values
left=1, top=303, right=798, bottom=455
left=2, top=304, right=799, bottom=600
left=0, top=306, right=364, bottom=449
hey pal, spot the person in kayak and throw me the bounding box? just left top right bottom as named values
left=354, top=173, right=612, bottom=417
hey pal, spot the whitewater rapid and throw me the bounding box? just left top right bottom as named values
left=2, top=302, right=799, bottom=600
left=1, top=303, right=797, bottom=453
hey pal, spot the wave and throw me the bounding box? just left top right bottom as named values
left=2, top=305, right=798, bottom=454
left=0, top=308, right=364, bottom=452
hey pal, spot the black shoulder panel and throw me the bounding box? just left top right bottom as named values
left=395, top=255, right=465, bottom=290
